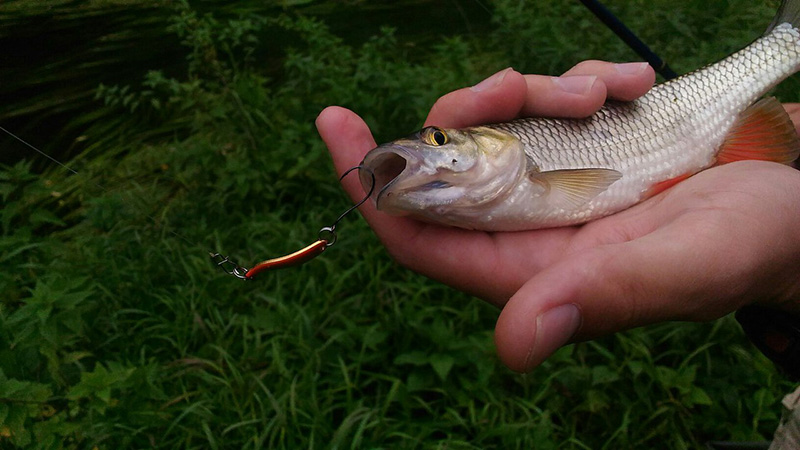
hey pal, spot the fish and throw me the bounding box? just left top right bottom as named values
left=358, top=0, right=800, bottom=231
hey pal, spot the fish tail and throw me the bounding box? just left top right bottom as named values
left=715, top=97, right=800, bottom=166
left=767, top=0, right=800, bottom=33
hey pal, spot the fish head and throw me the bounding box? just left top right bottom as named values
left=359, top=126, right=526, bottom=222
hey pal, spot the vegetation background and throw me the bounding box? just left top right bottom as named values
left=1, top=0, right=798, bottom=448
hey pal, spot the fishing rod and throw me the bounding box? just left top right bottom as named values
left=579, top=0, right=678, bottom=80
left=468, top=0, right=679, bottom=80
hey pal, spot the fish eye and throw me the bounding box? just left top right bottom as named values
left=433, top=130, right=447, bottom=146
left=423, top=127, right=449, bottom=146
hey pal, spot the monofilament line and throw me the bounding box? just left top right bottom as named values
left=1, top=124, right=212, bottom=253
left=0, top=125, right=80, bottom=175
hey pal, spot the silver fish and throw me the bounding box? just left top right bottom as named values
left=359, top=0, right=800, bottom=231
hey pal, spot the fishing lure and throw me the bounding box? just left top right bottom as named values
left=210, top=165, right=374, bottom=280
left=2, top=0, right=672, bottom=279
left=1, top=123, right=374, bottom=281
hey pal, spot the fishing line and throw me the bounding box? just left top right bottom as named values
left=1, top=126, right=220, bottom=252
left=8, top=1, right=675, bottom=279
left=2, top=126, right=374, bottom=280
left=1, top=126, right=80, bottom=176
left=468, top=0, right=492, bottom=16
left=210, top=165, right=375, bottom=281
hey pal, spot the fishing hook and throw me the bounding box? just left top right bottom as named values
left=212, top=164, right=375, bottom=280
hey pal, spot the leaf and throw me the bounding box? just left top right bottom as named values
left=394, top=351, right=429, bottom=366
left=685, top=386, right=713, bottom=407
left=62, top=351, right=93, bottom=364
left=591, top=365, right=621, bottom=385
left=406, top=371, right=432, bottom=393
left=4, top=404, right=31, bottom=446
left=585, top=389, right=610, bottom=413
left=0, top=404, right=9, bottom=427
left=362, top=326, right=388, bottom=349
left=0, top=376, right=52, bottom=403
left=67, top=363, right=134, bottom=405
left=28, top=209, right=66, bottom=227
left=627, top=361, right=645, bottom=377
left=655, top=366, right=679, bottom=390
left=429, top=354, right=455, bottom=381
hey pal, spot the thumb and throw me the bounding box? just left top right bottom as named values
left=493, top=228, right=744, bottom=373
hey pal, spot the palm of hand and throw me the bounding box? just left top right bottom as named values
left=317, top=63, right=800, bottom=372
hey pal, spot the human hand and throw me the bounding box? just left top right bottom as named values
left=316, top=61, right=800, bottom=373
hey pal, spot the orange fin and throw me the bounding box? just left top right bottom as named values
left=716, top=97, right=800, bottom=166
left=645, top=172, right=693, bottom=199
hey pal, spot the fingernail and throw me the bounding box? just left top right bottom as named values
left=525, top=304, right=581, bottom=371
left=614, top=62, right=649, bottom=75
left=552, top=75, right=597, bottom=95
left=471, top=67, right=512, bottom=92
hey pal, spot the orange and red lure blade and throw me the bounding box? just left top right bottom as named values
left=210, top=237, right=331, bottom=280
left=244, top=239, right=329, bottom=279
left=211, top=165, right=374, bottom=280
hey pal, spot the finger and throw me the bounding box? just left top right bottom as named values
left=520, top=61, right=655, bottom=117
left=783, top=103, right=800, bottom=136
left=425, top=67, right=608, bottom=126
left=425, top=61, right=655, bottom=129
left=316, top=107, right=436, bottom=272
left=424, top=67, right=528, bottom=128
left=494, top=162, right=800, bottom=372
left=519, top=74, right=607, bottom=118
left=562, top=60, right=655, bottom=101
left=316, top=106, right=509, bottom=301
left=316, top=105, right=402, bottom=217
left=494, top=227, right=733, bottom=373
left=316, top=106, right=425, bottom=255
left=316, top=106, right=377, bottom=183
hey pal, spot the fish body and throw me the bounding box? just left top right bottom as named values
left=359, top=1, right=800, bottom=231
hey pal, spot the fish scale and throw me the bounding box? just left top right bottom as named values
left=481, top=24, right=800, bottom=227
left=360, top=2, right=800, bottom=231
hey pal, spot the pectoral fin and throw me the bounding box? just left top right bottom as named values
left=531, top=168, right=622, bottom=208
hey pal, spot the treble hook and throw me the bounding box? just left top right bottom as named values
left=211, top=165, right=375, bottom=280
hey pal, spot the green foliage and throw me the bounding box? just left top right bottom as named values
left=2, top=0, right=798, bottom=448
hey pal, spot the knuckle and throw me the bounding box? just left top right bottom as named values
left=568, top=59, right=606, bottom=74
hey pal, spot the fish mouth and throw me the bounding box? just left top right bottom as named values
left=360, top=143, right=457, bottom=212
left=360, top=145, right=411, bottom=208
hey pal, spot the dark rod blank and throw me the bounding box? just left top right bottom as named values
left=579, top=0, right=679, bottom=80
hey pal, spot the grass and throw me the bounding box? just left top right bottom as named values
left=1, top=0, right=798, bottom=448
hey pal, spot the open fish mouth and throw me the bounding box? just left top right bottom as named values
left=359, top=143, right=460, bottom=214
left=360, top=145, right=417, bottom=207
left=362, top=151, right=406, bottom=195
